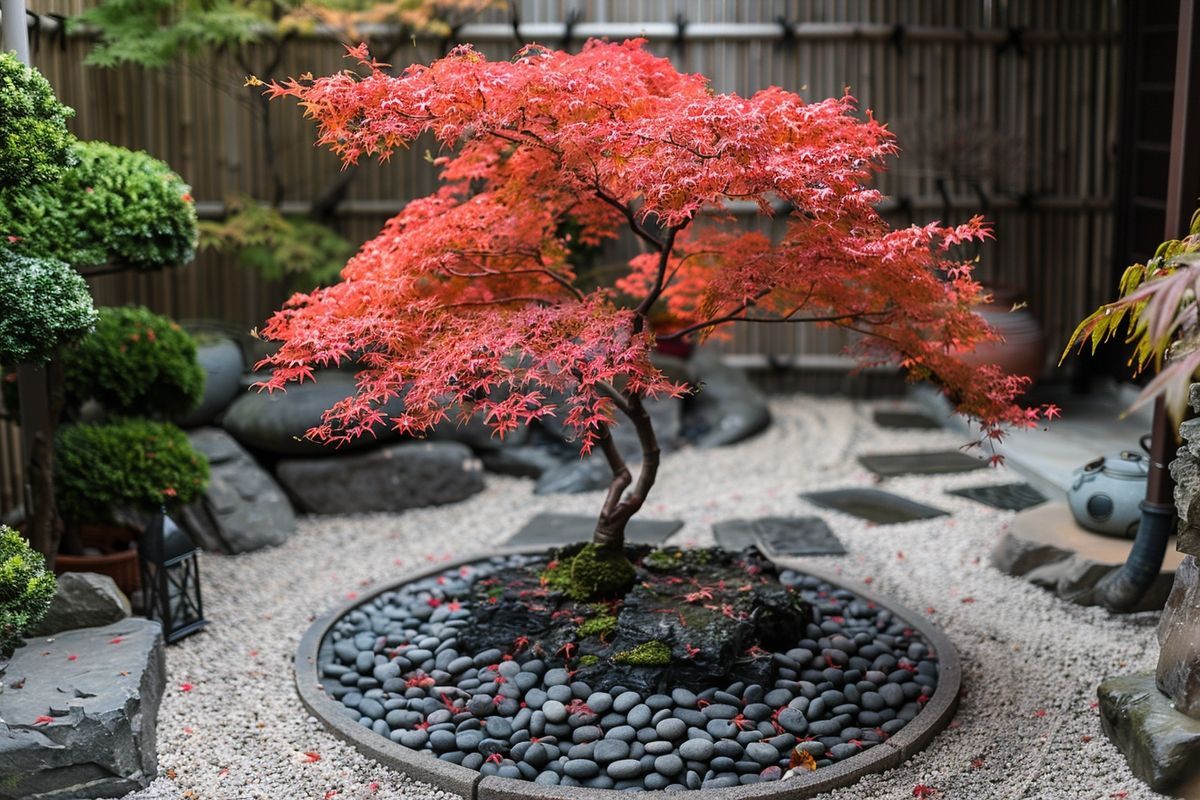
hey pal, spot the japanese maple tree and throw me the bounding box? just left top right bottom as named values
left=261, top=39, right=1050, bottom=566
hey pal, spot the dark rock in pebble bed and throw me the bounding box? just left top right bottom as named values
left=315, top=551, right=939, bottom=791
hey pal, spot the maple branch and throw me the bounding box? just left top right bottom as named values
left=632, top=226, right=680, bottom=335
left=438, top=296, right=557, bottom=309
left=594, top=185, right=664, bottom=251
left=602, top=391, right=660, bottom=538
left=662, top=306, right=897, bottom=341
left=441, top=260, right=586, bottom=301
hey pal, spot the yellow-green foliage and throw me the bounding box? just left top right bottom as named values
left=0, top=526, right=56, bottom=656
left=612, top=640, right=671, bottom=666
left=1064, top=208, right=1200, bottom=421
left=578, top=654, right=600, bottom=667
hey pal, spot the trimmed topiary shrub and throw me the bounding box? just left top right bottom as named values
left=0, top=52, right=75, bottom=189
left=0, top=140, right=197, bottom=271
left=55, top=420, right=209, bottom=523
left=0, top=249, right=98, bottom=365
left=0, top=525, right=57, bottom=656
left=63, top=306, right=204, bottom=418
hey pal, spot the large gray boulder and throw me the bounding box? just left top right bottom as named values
left=182, top=428, right=296, bottom=554
left=222, top=369, right=406, bottom=456
left=28, top=573, right=130, bottom=636
left=0, top=619, right=165, bottom=799
left=685, top=350, right=771, bottom=448
left=175, top=336, right=244, bottom=428
left=276, top=441, right=484, bottom=514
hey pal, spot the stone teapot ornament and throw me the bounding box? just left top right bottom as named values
left=1067, top=436, right=1151, bottom=538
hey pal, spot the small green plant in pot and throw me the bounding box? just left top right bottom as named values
left=54, top=420, right=208, bottom=595
left=0, top=525, right=56, bottom=658
left=56, top=419, right=209, bottom=527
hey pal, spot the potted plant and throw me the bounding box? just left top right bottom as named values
left=54, top=419, right=208, bottom=594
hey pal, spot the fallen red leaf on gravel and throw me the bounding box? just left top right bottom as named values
left=913, top=785, right=937, bottom=798
left=1082, top=735, right=1094, bottom=742
left=1033, top=709, right=1047, bottom=718
left=66, top=654, right=77, bottom=661
left=109, top=637, right=124, bottom=645
left=303, top=752, right=321, bottom=763
left=179, top=683, right=194, bottom=692
left=369, top=782, right=380, bottom=793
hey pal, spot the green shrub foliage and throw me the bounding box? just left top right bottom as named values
left=0, top=140, right=197, bottom=271
left=0, top=250, right=98, bottom=365
left=56, top=420, right=209, bottom=522
left=64, top=306, right=204, bottom=417
left=0, top=525, right=57, bottom=656
left=0, top=52, right=75, bottom=189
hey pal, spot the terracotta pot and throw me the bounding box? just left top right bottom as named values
left=955, top=286, right=1047, bottom=381
left=56, top=523, right=141, bottom=595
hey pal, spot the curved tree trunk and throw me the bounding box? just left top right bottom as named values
left=18, top=356, right=65, bottom=567
left=592, top=391, right=662, bottom=553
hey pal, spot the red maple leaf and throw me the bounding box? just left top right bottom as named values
left=1033, top=709, right=1047, bottom=718
left=66, top=654, right=77, bottom=662
left=179, top=683, right=194, bottom=692
left=302, top=751, right=321, bottom=763
left=912, top=785, right=938, bottom=798
left=32, top=715, right=54, bottom=726
left=108, top=637, right=125, bottom=645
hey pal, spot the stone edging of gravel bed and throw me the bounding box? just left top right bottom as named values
left=295, top=546, right=962, bottom=800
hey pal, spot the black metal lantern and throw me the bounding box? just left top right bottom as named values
left=138, top=508, right=208, bottom=643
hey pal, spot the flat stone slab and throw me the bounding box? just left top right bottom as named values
left=991, top=501, right=1183, bottom=612
left=872, top=410, right=942, bottom=430
left=0, top=619, right=165, bottom=800
left=713, top=516, right=846, bottom=557
left=506, top=512, right=684, bottom=546
left=802, top=488, right=949, bottom=524
left=946, top=482, right=1047, bottom=512
left=858, top=450, right=987, bottom=477
left=1098, top=672, right=1200, bottom=792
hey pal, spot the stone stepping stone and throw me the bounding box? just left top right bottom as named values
left=947, top=482, right=1047, bottom=511
left=872, top=410, right=942, bottom=430
left=506, top=512, right=683, bottom=546
left=713, top=516, right=846, bottom=557
left=802, top=488, right=949, bottom=524
left=858, top=450, right=987, bottom=477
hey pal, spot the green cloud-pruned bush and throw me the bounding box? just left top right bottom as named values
left=55, top=419, right=209, bottom=523
left=0, top=140, right=197, bottom=271
left=63, top=306, right=204, bottom=418
left=0, top=249, right=98, bottom=365
left=0, top=525, right=57, bottom=656
left=0, top=51, right=75, bottom=189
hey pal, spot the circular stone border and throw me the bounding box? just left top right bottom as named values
left=295, top=546, right=961, bottom=800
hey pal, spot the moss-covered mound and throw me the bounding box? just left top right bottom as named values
left=457, top=545, right=810, bottom=694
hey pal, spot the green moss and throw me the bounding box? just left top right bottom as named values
left=643, top=548, right=678, bottom=569
left=578, top=654, right=600, bottom=667
left=485, top=585, right=504, bottom=600
left=540, top=543, right=635, bottom=601
left=612, top=640, right=671, bottom=666
left=577, top=610, right=617, bottom=638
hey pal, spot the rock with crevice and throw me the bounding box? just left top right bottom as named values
left=0, top=619, right=165, bottom=800
left=28, top=573, right=130, bottom=636
left=1158, top=555, right=1200, bottom=718
left=183, top=428, right=296, bottom=554
left=1098, top=672, right=1200, bottom=793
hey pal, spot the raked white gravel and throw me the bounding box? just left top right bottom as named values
left=115, top=395, right=1168, bottom=800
